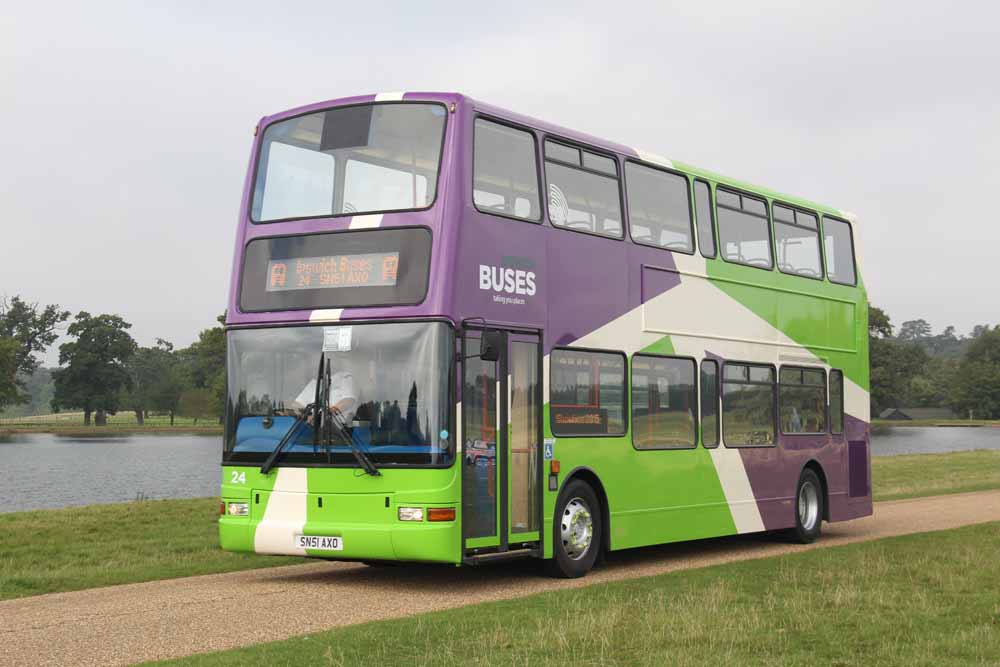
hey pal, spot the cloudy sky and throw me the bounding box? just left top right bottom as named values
left=2, top=1, right=997, bottom=365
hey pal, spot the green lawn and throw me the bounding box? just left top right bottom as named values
left=0, top=411, right=222, bottom=435
left=872, top=419, right=1000, bottom=428
left=0, top=498, right=303, bottom=601
left=872, top=449, right=1000, bottom=501
left=154, top=522, right=1000, bottom=666
left=2, top=449, right=998, bottom=602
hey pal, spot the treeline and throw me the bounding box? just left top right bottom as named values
left=0, top=296, right=225, bottom=425
left=870, top=307, right=1000, bottom=418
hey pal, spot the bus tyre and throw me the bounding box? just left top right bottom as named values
left=546, top=480, right=602, bottom=578
left=791, top=469, right=824, bottom=544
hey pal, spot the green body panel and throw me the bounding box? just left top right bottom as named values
left=540, top=334, right=737, bottom=559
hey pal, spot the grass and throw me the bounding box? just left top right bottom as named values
left=0, top=498, right=304, bottom=601
left=872, top=449, right=1000, bottom=501
left=154, top=522, right=1000, bottom=666
left=0, top=411, right=221, bottom=435
left=872, top=418, right=1000, bottom=428
left=1, top=449, right=998, bottom=602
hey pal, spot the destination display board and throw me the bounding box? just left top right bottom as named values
left=240, top=228, right=431, bottom=312
left=265, top=252, right=400, bottom=292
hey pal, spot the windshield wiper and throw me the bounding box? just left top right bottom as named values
left=321, top=357, right=381, bottom=476
left=260, top=352, right=325, bottom=475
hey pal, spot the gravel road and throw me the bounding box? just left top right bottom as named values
left=2, top=490, right=998, bottom=666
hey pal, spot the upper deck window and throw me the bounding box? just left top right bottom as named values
left=251, top=102, right=447, bottom=223
left=625, top=162, right=694, bottom=253
left=823, top=216, right=857, bottom=286
left=717, top=188, right=773, bottom=270
left=694, top=180, right=716, bottom=259
left=473, top=119, right=541, bottom=221
left=544, top=140, right=623, bottom=238
left=774, top=204, right=823, bottom=279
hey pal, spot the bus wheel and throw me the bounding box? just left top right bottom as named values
left=791, top=469, right=824, bottom=544
left=546, top=480, right=602, bottom=578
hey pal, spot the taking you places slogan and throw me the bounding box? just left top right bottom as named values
left=266, top=252, right=400, bottom=292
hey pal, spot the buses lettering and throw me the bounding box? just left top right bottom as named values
left=479, top=265, right=537, bottom=296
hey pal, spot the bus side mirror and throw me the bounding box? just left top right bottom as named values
left=479, top=330, right=503, bottom=362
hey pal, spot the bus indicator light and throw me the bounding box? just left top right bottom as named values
left=550, top=460, right=560, bottom=474
left=427, top=507, right=456, bottom=522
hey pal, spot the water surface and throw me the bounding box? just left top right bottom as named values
left=0, top=433, right=220, bottom=513
left=2, top=426, right=998, bottom=512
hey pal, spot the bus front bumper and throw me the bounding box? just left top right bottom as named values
left=219, top=490, right=461, bottom=564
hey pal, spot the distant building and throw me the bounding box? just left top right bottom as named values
left=878, top=407, right=958, bottom=421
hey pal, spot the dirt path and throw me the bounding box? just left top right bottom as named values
left=2, top=490, right=998, bottom=666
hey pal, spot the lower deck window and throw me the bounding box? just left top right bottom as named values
left=700, top=359, right=719, bottom=447
left=550, top=349, right=626, bottom=436
left=779, top=367, right=827, bottom=434
left=722, top=363, right=776, bottom=446
left=631, top=355, right=697, bottom=449
left=830, top=369, right=845, bottom=434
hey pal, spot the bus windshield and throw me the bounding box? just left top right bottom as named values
left=224, top=321, right=453, bottom=466
left=251, top=102, right=447, bottom=222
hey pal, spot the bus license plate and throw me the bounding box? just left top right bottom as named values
left=295, top=535, right=343, bottom=551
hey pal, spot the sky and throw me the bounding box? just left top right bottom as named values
left=2, top=1, right=998, bottom=367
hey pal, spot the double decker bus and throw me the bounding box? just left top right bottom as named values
left=219, top=92, right=871, bottom=578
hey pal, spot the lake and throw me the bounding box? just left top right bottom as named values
left=1, top=427, right=999, bottom=513
left=0, top=433, right=221, bottom=513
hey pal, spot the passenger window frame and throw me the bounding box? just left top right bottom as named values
left=700, top=358, right=720, bottom=448
left=720, top=361, right=778, bottom=448
left=623, top=159, right=697, bottom=256
left=629, top=353, right=699, bottom=451
left=471, top=114, right=544, bottom=225
left=694, top=179, right=717, bottom=260
left=777, top=365, right=828, bottom=436
left=772, top=202, right=825, bottom=282
left=830, top=369, right=845, bottom=434
left=549, top=346, right=629, bottom=437
left=715, top=186, right=775, bottom=272
left=821, top=215, right=859, bottom=287
left=542, top=136, right=625, bottom=241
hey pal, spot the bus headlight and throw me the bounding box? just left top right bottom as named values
left=227, top=502, right=249, bottom=516
left=398, top=507, right=424, bottom=522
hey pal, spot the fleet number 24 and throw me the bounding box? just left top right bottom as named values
left=230, top=471, right=246, bottom=484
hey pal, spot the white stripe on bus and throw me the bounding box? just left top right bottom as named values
left=253, top=467, right=309, bottom=555
left=348, top=213, right=382, bottom=229
left=309, top=308, right=343, bottom=322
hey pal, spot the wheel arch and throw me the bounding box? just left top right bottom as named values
left=558, top=466, right=611, bottom=555
left=802, top=459, right=830, bottom=521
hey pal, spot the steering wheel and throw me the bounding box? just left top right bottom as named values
left=745, top=258, right=772, bottom=269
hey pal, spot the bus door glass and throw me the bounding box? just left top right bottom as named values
left=462, top=333, right=500, bottom=548
left=507, top=334, right=541, bottom=543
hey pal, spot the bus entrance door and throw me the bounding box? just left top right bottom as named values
left=462, top=330, right=542, bottom=558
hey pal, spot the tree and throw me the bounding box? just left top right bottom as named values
left=122, top=339, right=178, bottom=424
left=869, top=306, right=893, bottom=339
left=178, top=388, right=215, bottom=425
left=177, top=313, right=227, bottom=423
left=0, top=337, right=20, bottom=409
left=949, top=326, right=1000, bottom=419
left=897, top=319, right=932, bottom=341
left=52, top=312, right=138, bottom=425
left=868, top=307, right=930, bottom=414
left=0, top=296, right=70, bottom=410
